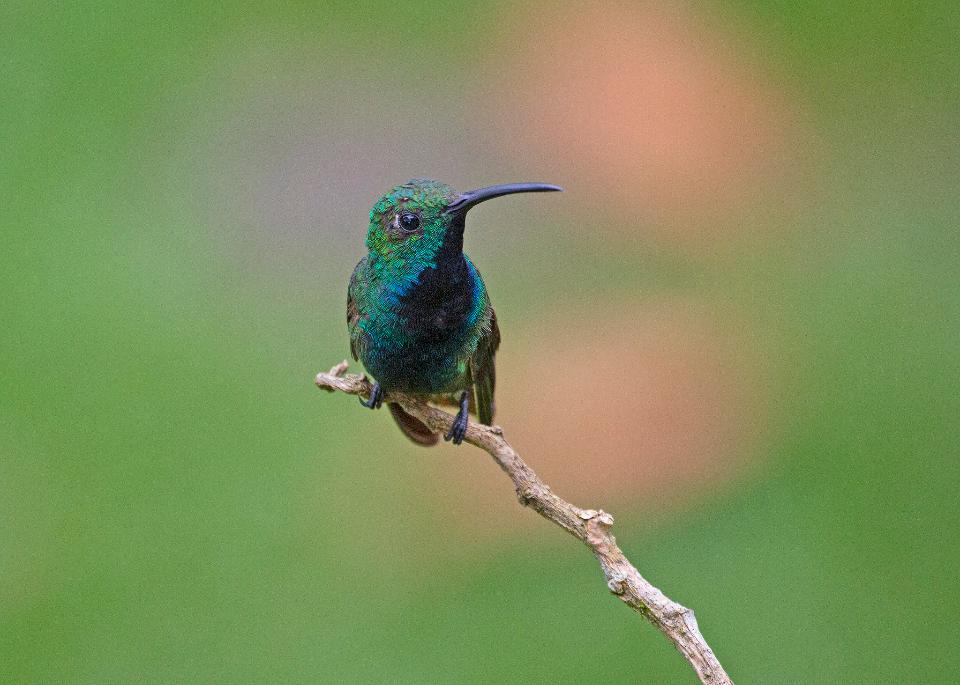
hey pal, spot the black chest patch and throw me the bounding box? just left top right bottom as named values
left=398, top=255, right=474, bottom=343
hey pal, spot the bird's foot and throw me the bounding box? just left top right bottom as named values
left=444, top=391, right=470, bottom=445
left=359, top=382, right=383, bottom=409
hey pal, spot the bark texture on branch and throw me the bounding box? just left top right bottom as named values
left=315, top=361, right=733, bottom=685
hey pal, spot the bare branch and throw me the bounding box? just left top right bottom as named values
left=315, top=361, right=734, bottom=685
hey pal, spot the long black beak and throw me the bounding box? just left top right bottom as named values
left=444, top=182, right=562, bottom=215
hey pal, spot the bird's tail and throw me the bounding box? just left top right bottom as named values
left=388, top=403, right=438, bottom=447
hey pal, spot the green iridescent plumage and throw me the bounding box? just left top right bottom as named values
left=347, top=178, right=561, bottom=445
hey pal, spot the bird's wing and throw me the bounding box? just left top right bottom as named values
left=469, top=307, right=500, bottom=425
left=346, top=258, right=367, bottom=362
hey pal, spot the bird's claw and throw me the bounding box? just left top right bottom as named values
left=444, top=390, right=470, bottom=445
left=359, top=382, right=383, bottom=409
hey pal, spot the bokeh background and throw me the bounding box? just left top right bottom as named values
left=3, top=2, right=958, bottom=682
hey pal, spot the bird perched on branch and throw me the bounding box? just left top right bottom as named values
left=347, top=179, right=562, bottom=445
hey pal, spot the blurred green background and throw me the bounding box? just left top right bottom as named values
left=3, top=2, right=958, bottom=683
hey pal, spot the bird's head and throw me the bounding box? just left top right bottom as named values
left=366, top=179, right=561, bottom=262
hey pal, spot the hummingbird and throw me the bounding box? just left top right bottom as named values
left=347, top=179, right=562, bottom=446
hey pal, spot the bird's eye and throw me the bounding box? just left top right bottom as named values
left=399, top=213, right=420, bottom=231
